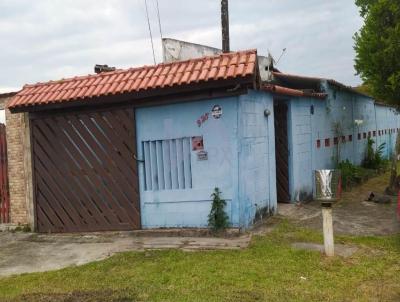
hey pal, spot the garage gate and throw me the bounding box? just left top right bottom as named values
left=31, top=107, right=141, bottom=232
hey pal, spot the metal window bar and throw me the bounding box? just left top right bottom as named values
left=143, top=137, right=192, bottom=191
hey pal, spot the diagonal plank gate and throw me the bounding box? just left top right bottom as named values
left=31, top=107, right=141, bottom=233
left=0, top=123, right=10, bottom=224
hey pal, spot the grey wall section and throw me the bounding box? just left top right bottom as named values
left=162, top=38, right=221, bottom=63
left=238, top=90, right=277, bottom=227
left=286, top=83, right=400, bottom=202
left=162, top=38, right=273, bottom=81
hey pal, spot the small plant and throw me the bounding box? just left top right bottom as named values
left=362, top=138, right=388, bottom=170
left=337, top=160, right=362, bottom=190
left=12, top=224, right=31, bottom=233
left=208, top=187, right=229, bottom=232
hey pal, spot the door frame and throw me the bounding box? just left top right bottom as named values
left=273, top=98, right=292, bottom=203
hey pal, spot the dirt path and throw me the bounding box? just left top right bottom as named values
left=278, top=170, right=400, bottom=235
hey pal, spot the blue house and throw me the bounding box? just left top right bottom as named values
left=7, top=49, right=400, bottom=232
left=267, top=72, right=400, bottom=202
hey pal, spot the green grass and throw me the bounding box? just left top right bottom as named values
left=0, top=220, right=399, bottom=302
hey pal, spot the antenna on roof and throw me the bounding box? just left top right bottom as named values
left=144, top=0, right=157, bottom=65
left=276, top=48, right=287, bottom=65
left=154, top=0, right=163, bottom=40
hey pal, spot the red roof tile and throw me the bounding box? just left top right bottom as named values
left=8, top=49, right=257, bottom=110
left=261, top=84, right=327, bottom=99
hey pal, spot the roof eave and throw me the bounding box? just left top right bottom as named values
left=9, top=75, right=255, bottom=114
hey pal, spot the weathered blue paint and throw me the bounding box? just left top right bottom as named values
left=134, top=82, right=399, bottom=227
left=135, top=91, right=276, bottom=229
left=237, top=90, right=276, bottom=227
left=284, top=81, right=400, bottom=201
left=135, top=97, right=240, bottom=228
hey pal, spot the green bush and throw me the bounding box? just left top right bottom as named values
left=337, top=160, right=362, bottom=190
left=208, top=188, right=229, bottom=232
left=362, top=138, right=389, bottom=170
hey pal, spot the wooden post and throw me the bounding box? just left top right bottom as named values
left=322, top=205, right=334, bottom=256
left=221, top=0, right=230, bottom=53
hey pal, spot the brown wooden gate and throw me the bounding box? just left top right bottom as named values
left=274, top=101, right=290, bottom=202
left=31, top=107, right=141, bottom=232
left=0, top=124, right=10, bottom=224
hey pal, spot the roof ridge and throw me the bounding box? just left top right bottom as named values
left=22, top=49, right=258, bottom=89
left=9, top=49, right=258, bottom=110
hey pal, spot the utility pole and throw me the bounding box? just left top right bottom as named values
left=221, top=0, right=230, bottom=53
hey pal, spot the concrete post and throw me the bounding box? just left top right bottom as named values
left=322, top=205, right=334, bottom=257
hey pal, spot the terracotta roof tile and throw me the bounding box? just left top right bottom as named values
left=8, top=49, right=257, bottom=110
left=261, top=84, right=327, bottom=99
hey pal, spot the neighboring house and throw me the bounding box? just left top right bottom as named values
left=264, top=73, right=399, bottom=201
left=3, top=47, right=400, bottom=233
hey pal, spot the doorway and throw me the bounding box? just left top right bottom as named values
left=274, top=100, right=290, bottom=202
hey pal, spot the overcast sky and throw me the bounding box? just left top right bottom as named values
left=0, top=0, right=364, bottom=93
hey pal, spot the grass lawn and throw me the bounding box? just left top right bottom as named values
left=0, top=220, right=399, bottom=302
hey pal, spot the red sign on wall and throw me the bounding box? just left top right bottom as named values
left=192, top=136, right=204, bottom=151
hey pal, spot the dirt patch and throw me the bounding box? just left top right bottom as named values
left=278, top=171, right=400, bottom=236
left=8, top=290, right=136, bottom=302
left=0, top=231, right=251, bottom=277
left=292, top=242, right=358, bottom=257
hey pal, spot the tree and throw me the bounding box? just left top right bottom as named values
left=386, top=132, right=400, bottom=195
left=354, top=0, right=400, bottom=104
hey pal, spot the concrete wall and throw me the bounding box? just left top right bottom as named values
left=286, top=83, right=400, bottom=201
left=135, top=91, right=278, bottom=229
left=375, top=104, right=400, bottom=158
left=162, top=38, right=274, bottom=81
left=238, top=90, right=276, bottom=227
left=162, top=38, right=221, bottom=63
left=287, top=98, right=314, bottom=201
left=135, top=97, right=241, bottom=228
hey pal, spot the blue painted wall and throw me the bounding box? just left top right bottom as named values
left=238, top=90, right=276, bottom=227
left=286, top=81, right=400, bottom=201
left=134, top=83, right=399, bottom=227
left=135, top=97, right=240, bottom=228
left=135, top=91, right=277, bottom=229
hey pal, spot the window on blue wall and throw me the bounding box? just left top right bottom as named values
left=142, top=137, right=192, bottom=191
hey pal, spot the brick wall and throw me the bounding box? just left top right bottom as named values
left=4, top=98, right=29, bottom=225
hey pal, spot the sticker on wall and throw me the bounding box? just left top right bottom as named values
left=197, top=150, right=208, bottom=161
left=192, top=136, right=204, bottom=151
left=196, top=113, right=209, bottom=127
left=211, top=105, right=222, bottom=119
